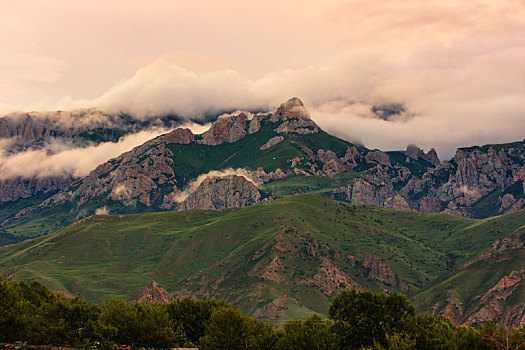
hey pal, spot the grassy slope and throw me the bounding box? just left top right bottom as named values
left=167, top=120, right=359, bottom=186
left=2, top=194, right=524, bottom=321
left=414, top=217, right=525, bottom=315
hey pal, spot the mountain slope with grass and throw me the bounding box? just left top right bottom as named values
left=2, top=194, right=525, bottom=325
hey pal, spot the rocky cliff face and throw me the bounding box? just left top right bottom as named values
left=41, top=128, right=194, bottom=209
left=331, top=142, right=525, bottom=217
left=179, top=175, right=264, bottom=210
left=0, top=175, right=73, bottom=203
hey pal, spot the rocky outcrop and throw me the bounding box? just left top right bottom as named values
left=134, top=281, right=173, bottom=304
left=199, top=113, right=248, bottom=145
left=179, top=175, right=264, bottom=210
left=30, top=128, right=193, bottom=211
left=464, top=270, right=525, bottom=328
left=365, top=151, right=391, bottom=166
left=331, top=141, right=525, bottom=218
left=430, top=235, right=525, bottom=328
left=275, top=118, right=319, bottom=134
left=260, top=136, right=284, bottom=150
left=270, top=97, right=310, bottom=121
left=0, top=111, right=187, bottom=204
left=0, top=175, right=73, bottom=203
left=462, top=237, right=524, bottom=269
left=361, top=252, right=408, bottom=291
left=405, top=144, right=440, bottom=166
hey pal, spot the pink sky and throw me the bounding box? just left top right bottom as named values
left=1, top=0, right=525, bottom=157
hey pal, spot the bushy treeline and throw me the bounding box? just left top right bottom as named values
left=1, top=278, right=525, bottom=349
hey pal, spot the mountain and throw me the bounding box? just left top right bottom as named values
left=1, top=97, right=524, bottom=245
left=1, top=194, right=524, bottom=326
left=0, top=109, right=193, bottom=207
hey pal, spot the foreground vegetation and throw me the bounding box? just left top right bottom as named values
left=2, top=277, right=525, bottom=350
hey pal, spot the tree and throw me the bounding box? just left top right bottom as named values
left=200, top=306, right=276, bottom=350
left=98, top=298, right=183, bottom=349
left=276, top=314, right=337, bottom=350
left=481, top=321, right=525, bottom=350
left=328, top=289, right=415, bottom=349
left=167, top=298, right=229, bottom=345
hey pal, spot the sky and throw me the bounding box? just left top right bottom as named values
left=1, top=0, right=525, bottom=160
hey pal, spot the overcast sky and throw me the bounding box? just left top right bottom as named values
left=1, top=0, right=525, bottom=158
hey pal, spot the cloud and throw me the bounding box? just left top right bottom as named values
left=1, top=1, right=524, bottom=159
left=0, top=124, right=206, bottom=180
left=95, top=206, right=110, bottom=215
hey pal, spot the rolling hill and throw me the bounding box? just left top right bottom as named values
left=2, top=194, right=525, bottom=325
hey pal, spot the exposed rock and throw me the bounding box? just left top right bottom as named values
left=384, top=195, right=411, bottom=211
left=466, top=303, right=525, bottom=329
left=365, top=151, right=391, bottom=166
left=134, top=281, right=173, bottom=304
left=508, top=198, right=525, bottom=213
left=405, top=144, right=440, bottom=166
left=199, top=113, right=248, bottom=145
left=441, top=297, right=464, bottom=325
left=341, top=146, right=364, bottom=170
left=24, top=128, right=194, bottom=211
left=462, top=237, right=523, bottom=269
left=249, top=226, right=359, bottom=297
left=361, top=252, right=408, bottom=291
left=270, top=97, right=310, bottom=121
left=418, top=196, right=444, bottom=213
left=260, top=136, right=284, bottom=150
left=179, top=175, right=263, bottom=210
left=317, top=149, right=346, bottom=176
left=306, top=256, right=361, bottom=296
left=335, top=141, right=525, bottom=218
left=275, top=118, right=319, bottom=134
left=248, top=113, right=268, bottom=134
left=0, top=175, right=73, bottom=204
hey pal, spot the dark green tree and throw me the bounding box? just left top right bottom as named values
left=200, top=306, right=276, bottom=350
left=167, top=297, right=229, bottom=345
left=328, top=289, right=416, bottom=349
left=276, top=314, right=337, bottom=350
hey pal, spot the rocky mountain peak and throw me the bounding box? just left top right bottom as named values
left=271, top=97, right=310, bottom=121
left=405, top=144, right=440, bottom=166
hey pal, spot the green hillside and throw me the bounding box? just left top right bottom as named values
left=2, top=194, right=524, bottom=322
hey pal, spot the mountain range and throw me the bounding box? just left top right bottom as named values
left=1, top=97, right=524, bottom=327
